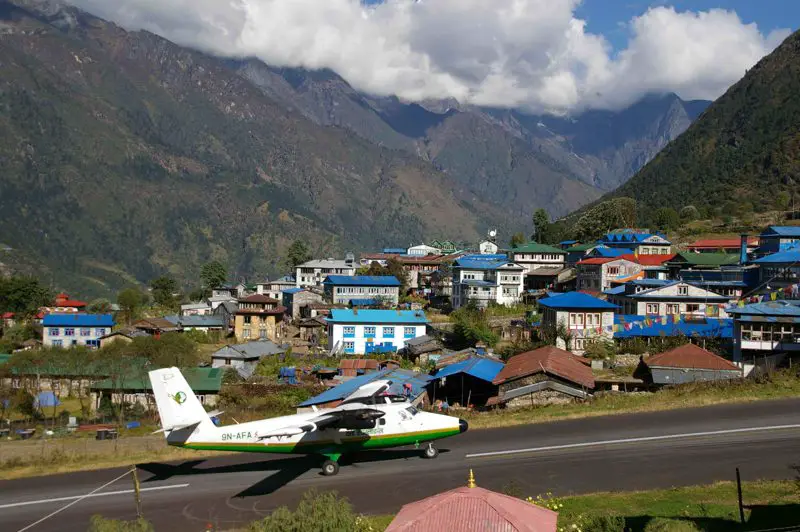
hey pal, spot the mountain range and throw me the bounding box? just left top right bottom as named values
left=0, top=0, right=709, bottom=295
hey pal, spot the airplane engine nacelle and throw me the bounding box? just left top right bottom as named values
left=347, top=419, right=377, bottom=430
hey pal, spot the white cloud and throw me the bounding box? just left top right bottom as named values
left=66, top=0, right=791, bottom=113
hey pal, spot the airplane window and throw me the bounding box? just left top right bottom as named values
left=406, top=406, right=418, bottom=416
left=379, top=418, right=386, bottom=426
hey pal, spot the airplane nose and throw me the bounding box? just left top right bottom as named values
left=459, top=419, right=469, bottom=433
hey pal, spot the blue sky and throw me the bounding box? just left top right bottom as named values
left=576, top=0, right=797, bottom=50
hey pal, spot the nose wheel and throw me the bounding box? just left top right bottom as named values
left=321, top=459, right=340, bottom=476
left=422, top=443, right=439, bottom=459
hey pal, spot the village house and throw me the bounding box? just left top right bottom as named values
left=429, top=356, right=504, bottom=408
left=451, top=254, right=525, bottom=309
left=97, top=328, right=150, bottom=349
left=43, top=313, right=115, bottom=348
left=323, top=275, right=401, bottom=306
left=478, top=238, right=499, bottom=255
left=757, top=226, right=800, bottom=255
left=665, top=252, right=742, bottom=278
left=282, top=287, right=324, bottom=321
left=406, top=243, right=441, bottom=256
left=90, top=367, right=223, bottom=411
left=326, top=309, right=428, bottom=355
left=256, top=275, right=296, bottom=299
left=297, top=316, right=327, bottom=343
left=165, top=315, right=225, bottom=334
left=132, top=317, right=182, bottom=336
left=491, top=346, right=594, bottom=408
left=510, top=242, right=568, bottom=290
left=636, top=343, right=742, bottom=385
left=402, top=334, right=445, bottom=364
left=727, top=300, right=800, bottom=362
left=40, top=292, right=87, bottom=314
left=576, top=257, right=643, bottom=293
left=598, top=229, right=672, bottom=255
left=180, top=302, right=212, bottom=316
left=687, top=236, right=759, bottom=254
left=212, top=283, right=248, bottom=299
left=211, top=340, right=286, bottom=379
left=234, top=294, right=286, bottom=342
left=753, top=248, right=800, bottom=289
left=295, top=255, right=357, bottom=288
left=538, top=292, right=616, bottom=355
left=564, top=242, right=596, bottom=266
left=607, top=280, right=731, bottom=318
left=2, top=311, right=16, bottom=329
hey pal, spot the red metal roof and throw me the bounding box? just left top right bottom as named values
left=618, top=253, right=676, bottom=266
left=339, top=359, right=379, bottom=370
left=493, top=346, right=595, bottom=389
left=2, top=312, right=14, bottom=319
left=646, top=343, right=741, bottom=372
left=577, top=257, right=616, bottom=265
left=56, top=300, right=87, bottom=307
left=687, top=237, right=758, bottom=249
left=386, top=486, right=557, bottom=532
left=239, top=294, right=279, bottom=304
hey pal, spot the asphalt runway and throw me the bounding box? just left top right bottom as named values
left=2, top=399, right=800, bottom=531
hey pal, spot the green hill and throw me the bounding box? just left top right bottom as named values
left=595, top=29, right=800, bottom=221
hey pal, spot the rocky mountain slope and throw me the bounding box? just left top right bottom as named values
left=595, top=29, right=800, bottom=220
left=0, top=0, right=504, bottom=295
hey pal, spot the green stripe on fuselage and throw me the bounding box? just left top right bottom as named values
left=176, top=428, right=460, bottom=454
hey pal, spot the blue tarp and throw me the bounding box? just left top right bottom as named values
left=279, top=367, right=297, bottom=385
left=34, top=391, right=60, bottom=408
left=432, top=358, right=505, bottom=383
left=299, top=368, right=432, bottom=406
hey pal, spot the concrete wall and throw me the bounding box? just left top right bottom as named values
left=330, top=323, right=426, bottom=354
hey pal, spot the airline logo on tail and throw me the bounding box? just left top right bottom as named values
left=170, top=391, right=187, bottom=405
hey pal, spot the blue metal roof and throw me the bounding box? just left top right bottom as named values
left=603, top=285, right=626, bottom=296
left=299, top=368, right=432, bottom=406
left=761, top=226, right=800, bottom=237
left=282, top=287, right=305, bottom=294
left=631, top=279, right=673, bottom=287
left=614, top=315, right=732, bottom=339
left=600, top=232, right=670, bottom=244
left=328, top=309, right=428, bottom=324
left=432, top=358, right=505, bottom=383
left=559, top=240, right=578, bottom=245
left=752, top=250, right=800, bottom=264
left=382, top=248, right=407, bottom=254
left=539, top=292, right=618, bottom=310
left=42, top=313, right=115, bottom=327
left=727, top=300, right=800, bottom=317
left=349, top=298, right=380, bottom=306
left=591, top=247, right=634, bottom=257
left=454, top=254, right=512, bottom=270
left=324, top=275, right=401, bottom=286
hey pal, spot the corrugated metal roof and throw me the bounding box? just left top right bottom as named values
left=591, top=247, right=635, bottom=257
left=603, top=285, right=626, bottom=295
left=328, top=309, right=428, bottom=324
left=753, top=250, right=800, bottom=264
left=670, top=252, right=740, bottom=266
left=92, top=367, right=223, bottom=392
left=727, top=300, right=800, bottom=317
left=762, top=226, right=800, bottom=237
left=646, top=344, right=740, bottom=371
left=386, top=486, right=558, bottom=532
left=613, top=315, right=733, bottom=339
left=511, top=242, right=565, bottom=254
left=282, top=287, right=305, bottom=294
left=212, top=340, right=285, bottom=360
left=165, top=315, right=224, bottom=327
left=324, top=275, right=401, bottom=286
left=494, top=346, right=594, bottom=389
left=433, top=358, right=505, bottom=383
left=42, top=313, right=115, bottom=327
left=538, top=292, right=617, bottom=310
left=298, top=369, right=432, bottom=406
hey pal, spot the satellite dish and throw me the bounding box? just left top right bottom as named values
left=489, top=229, right=497, bottom=238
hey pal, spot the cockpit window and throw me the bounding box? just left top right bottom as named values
left=406, top=406, right=418, bottom=416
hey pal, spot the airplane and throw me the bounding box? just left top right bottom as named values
left=148, top=366, right=469, bottom=476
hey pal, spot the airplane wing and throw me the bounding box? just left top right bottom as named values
left=257, top=408, right=385, bottom=440
left=340, top=379, right=393, bottom=404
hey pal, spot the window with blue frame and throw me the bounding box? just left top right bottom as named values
left=86, top=340, right=100, bottom=348
left=52, top=339, right=63, bottom=347
left=95, top=328, right=106, bottom=336
left=64, top=328, right=75, bottom=337
left=382, top=326, right=395, bottom=337
left=404, top=327, right=416, bottom=337
left=343, top=326, right=356, bottom=338
left=49, top=328, right=60, bottom=337
left=364, top=326, right=376, bottom=337
left=80, top=328, right=91, bottom=337
left=343, top=341, right=355, bottom=353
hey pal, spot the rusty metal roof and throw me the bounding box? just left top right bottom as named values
left=386, top=486, right=557, bottom=532
left=646, top=343, right=741, bottom=371
left=493, top=346, right=594, bottom=389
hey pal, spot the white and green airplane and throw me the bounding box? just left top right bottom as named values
left=148, top=367, right=468, bottom=476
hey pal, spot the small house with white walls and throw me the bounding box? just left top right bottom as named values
left=598, top=230, right=671, bottom=255
left=479, top=240, right=499, bottom=255
left=43, top=313, right=115, bottom=349
left=576, top=257, right=643, bottom=293
left=451, top=255, right=524, bottom=309
left=295, top=255, right=357, bottom=288
left=327, top=309, right=428, bottom=355
left=538, top=292, right=617, bottom=355
left=406, top=244, right=441, bottom=256
left=609, top=281, right=730, bottom=318
left=727, top=300, right=800, bottom=362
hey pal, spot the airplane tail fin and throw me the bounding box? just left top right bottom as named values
left=148, top=367, right=215, bottom=439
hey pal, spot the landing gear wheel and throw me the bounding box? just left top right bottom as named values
left=322, top=459, right=340, bottom=476
left=422, top=443, right=439, bottom=459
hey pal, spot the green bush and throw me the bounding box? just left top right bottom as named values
left=87, top=515, right=154, bottom=532
left=247, top=489, right=372, bottom=532
left=644, top=517, right=701, bottom=531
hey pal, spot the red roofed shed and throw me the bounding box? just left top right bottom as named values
left=386, top=471, right=557, bottom=532
left=640, top=343, right=742, bottom=385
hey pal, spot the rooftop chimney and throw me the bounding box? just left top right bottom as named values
left=740, top=234, right=749, bottom=265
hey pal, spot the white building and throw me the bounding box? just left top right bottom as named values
left=180, top=302, right=212, bottom=316
left=610, top=281, right=731, bottom=319
left=728, top=300, right=800, bottom=362
left=451, top=255, right=525, bottom=309
left=295, top=255, right=357, bottom=288
left=326, top=309, right=428, bottom=355
left=406, top=244, right=441, bottom=256
left=479, top=240, right=499, bottom=255
left=42, top=313, right=115, bottom=349
left=510, top=243, right=567, bottom=274
left=256, top=276, right=297, bottom=299
left=576, top=257, right=643, bottom=292
left=323, top=276, right=401, bottom=306
left=538, top=292, right=617, bottom=355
